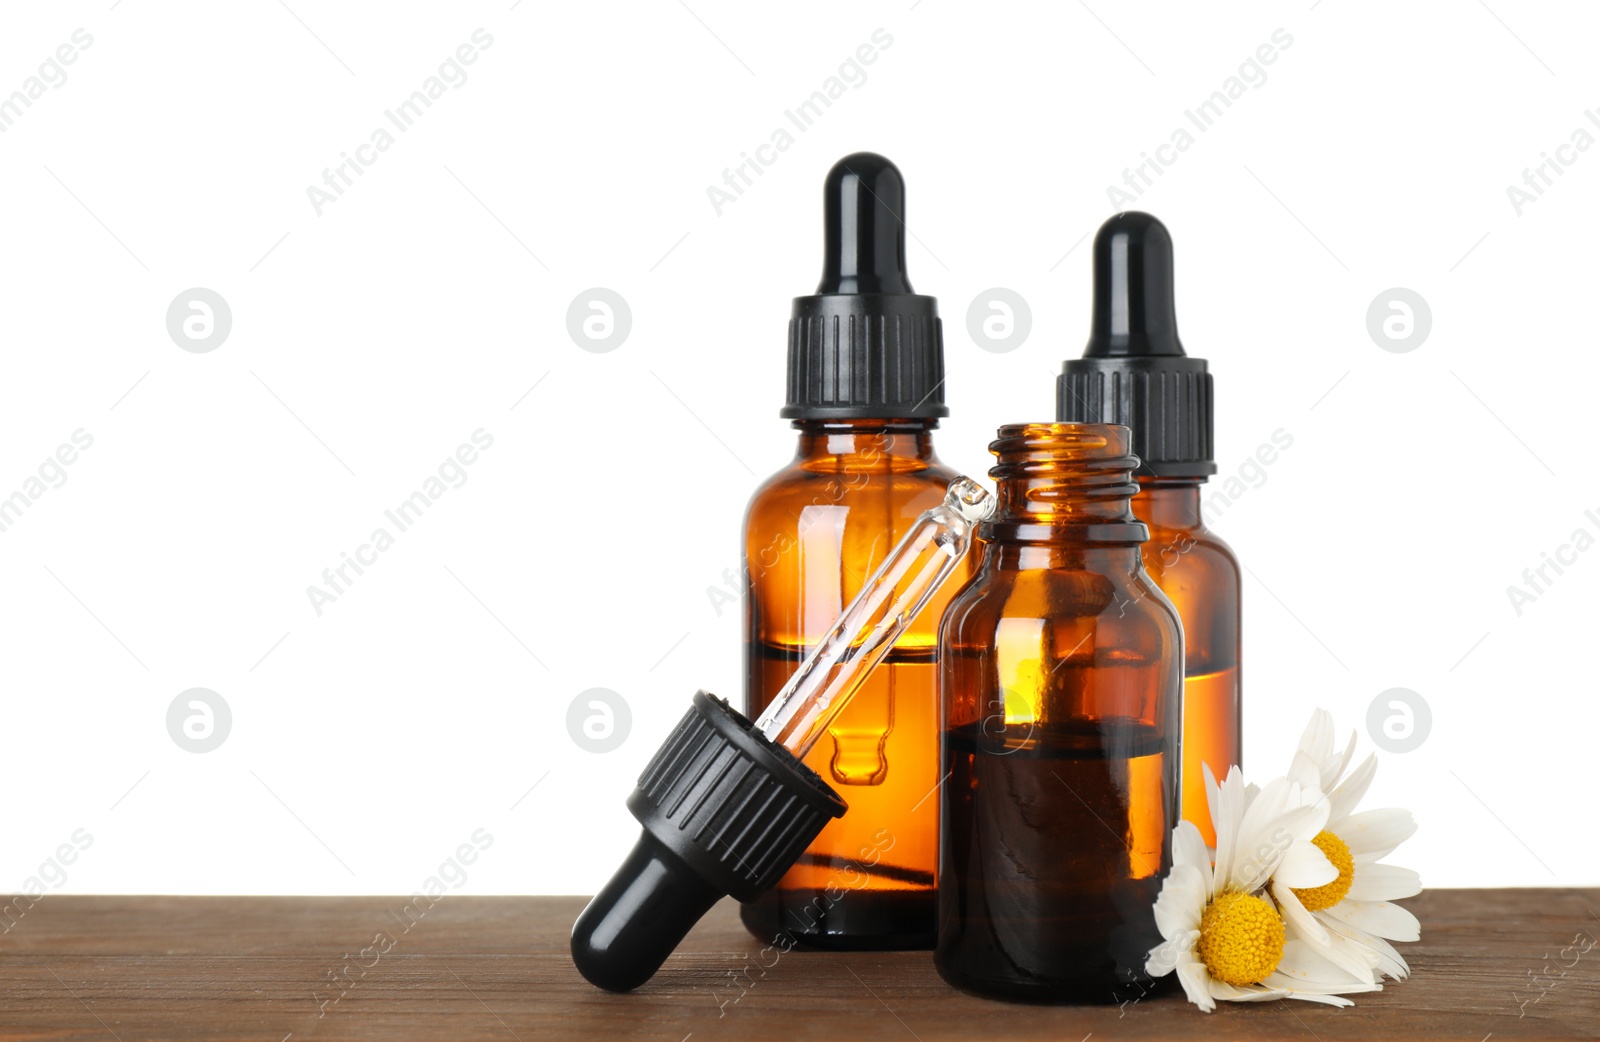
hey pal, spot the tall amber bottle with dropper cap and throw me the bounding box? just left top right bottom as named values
left=740, top=153, right=967, bottom=949
left=1057, top=212, right=1241, bottom=847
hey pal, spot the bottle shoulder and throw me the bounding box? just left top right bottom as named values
left=743, top=453, right=969, bottom=649
left=743, top=457, right=960, bottom=523
left=1140, top=523, right=1241, bottom=598
left=938, top=561, right=1182, bottom=693
left=1143, top=515, right=1237, bottom=555
left=942, top=557, right=1180, bottom=637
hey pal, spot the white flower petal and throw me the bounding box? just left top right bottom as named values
left=1208, top=766, right=1246, bottom=897
left=1203, top=762, right=1222, bottom=819
left=1153, top=864, right=1205, bottom=939
left=1290, top=790, right=1334, bottom=840
left=1231, top=778, right=1306, bottom=891
left=1273, top=878, right=1330, bottom=947
left=1174, top=950, right=1216, bottom=1011
left=1287, top=749, right=1323, bottom=793
left=1207, top=979, right=1289, bottom=1003
left=1283, top=920, right=1381, bottom=986
left=1339, top=808, right=1417, bottom=859
left=1232, top=797, right=1331, bottom=893
left=1274, top=833, right=1338, bottom=889
left=1289, top=709, right=1359, bottom=797
left=1239, top=776, right=1294, bottom=843
left=1345, top=862, right=1422, bottom=902
left=1265, top=989, right=1359, bottom=1007
left=1206, top=978, right=1365, bottom=1007
left=1147, top=934, right=1186, bottom=978
left=1152, top=895, right=1198, bottom=944
left=1259, top=781, right=1332, bottom=845
left=1276, top=937, right=1377, bottom=987
left=1327, top=752, right=1377, bottom=826
left=1259, top=973, right=1377, bottom=1003
left=1296, top=708, right=1334, bottom=766
left=1326, top=933, right=1384, bottom=985
left=1172, top=819, right=1214, bottom=896
left=1322, top=729, right=1357, bottom=794
left=1204, top=766, right=1224, bottom=876
left=1324, top=898, right=1421, bottom=942
left=1319, top=913, right=1411, bottom=980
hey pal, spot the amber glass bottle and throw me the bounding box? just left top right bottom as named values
left=1057, top=212, right=1240, bottom=847
left=935, top=423, right=1181, bottom=1003
left=741, top=153, right=966, bottom=949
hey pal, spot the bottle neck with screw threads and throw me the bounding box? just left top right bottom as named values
left=981, top=422, right=1149, bottom=554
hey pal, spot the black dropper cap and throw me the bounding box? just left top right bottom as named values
left=782, top=153, right=947, bottom=420
left=1057, top=212, right=1216, bottom=477
left=571, top=692, right=845, bottom=992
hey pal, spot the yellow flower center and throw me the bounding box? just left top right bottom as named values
left=1197, top=891, right=1286, bottom=986
left=1292, top=830, right=1355, bottom=912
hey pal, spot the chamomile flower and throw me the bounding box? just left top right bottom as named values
left=1274, top=709, right=1422, bottom=983
left=1146, top=766, right=1383, bottom=1011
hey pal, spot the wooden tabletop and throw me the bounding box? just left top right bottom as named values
left=0, top=890, right=1595, bottom=1040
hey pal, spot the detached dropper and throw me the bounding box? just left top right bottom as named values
left=571, top=479, right=993, bottom=992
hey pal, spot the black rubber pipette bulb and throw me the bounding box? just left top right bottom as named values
left=1086, top=210, right=1185, bottom=358
left=817, top=152, right=913, bottom=294
left=570, top=833, right=724, bottom=993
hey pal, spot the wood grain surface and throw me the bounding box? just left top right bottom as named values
left=0, top=889, right=1595, bottom=1040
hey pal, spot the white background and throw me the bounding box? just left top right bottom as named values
left=0, top=0, right=1594, bottom=898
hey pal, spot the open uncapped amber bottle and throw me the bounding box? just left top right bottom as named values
left=741, top=153, right=968, bottom=949
left=936, top=422, right=1181, bottom=1002
left=1058, top=212, right=1241, bottom=847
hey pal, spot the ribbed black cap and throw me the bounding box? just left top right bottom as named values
left=1057, top=212, right=1216, bottom=478
left=571, top=692, right=846, bottom=992
left=628, top=691, right=844, bottom=898
left=782, top=153, right=946, bottom=420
